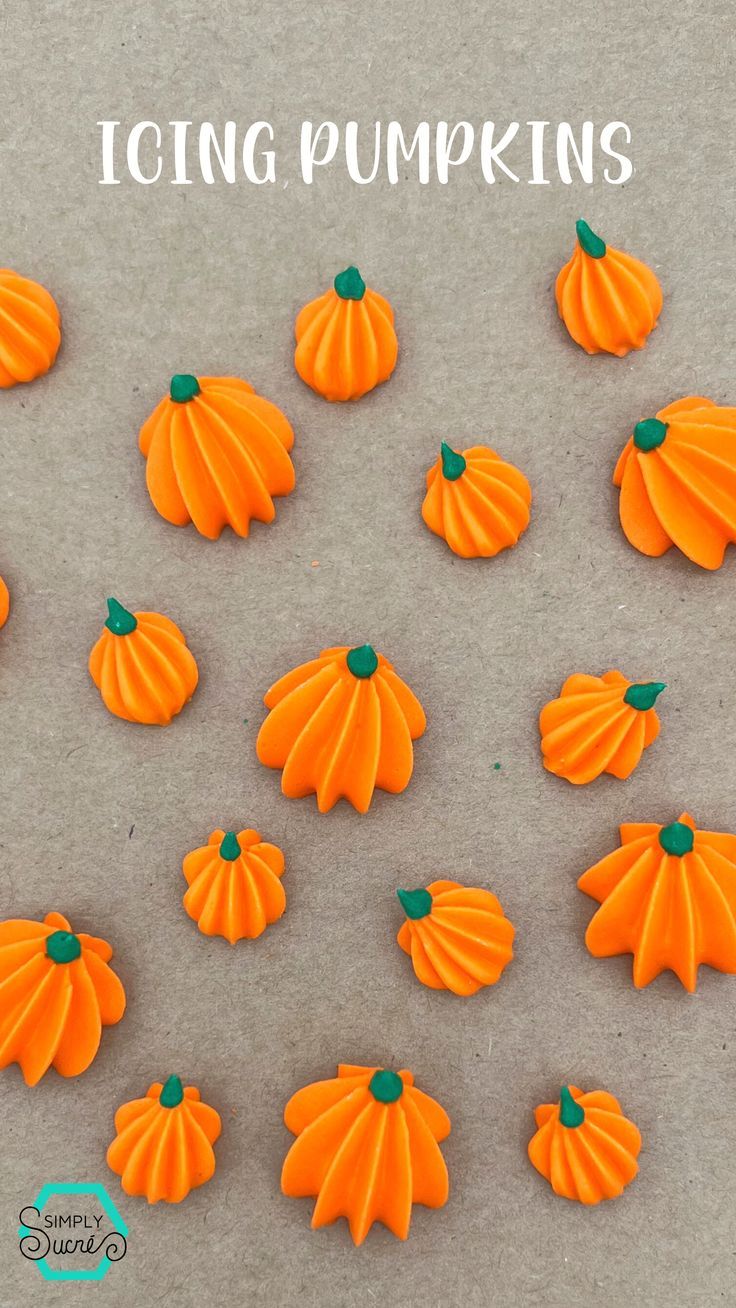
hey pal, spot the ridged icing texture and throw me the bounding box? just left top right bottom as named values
left=294, top=269, right=398, bottom=401
left=256, top=645, right=426, bottom=813
left=0, top=911, right=125, bottom=1085
left=0, top=269, right=61, bottom=387
left=614, top=396, right=736, bottom=569
left=280, top=1063, right=451, bottom=1244
left=182, top=828, right=286, bottom=944
left=539, top=670, right=664, bottom=784
left=555, top=222, right=662, bottom=356
left=528, top=1085, right=641, bottom=1204
left=88, top=600, right=199, bottom=725
left=421, top=443, right=532, bottom=558
left=397, top=879, right=515, bottom=994
left=139, top=376, right=295, bottom=539
left=107, top=1078, right=222, bottom=1203
left=578, top=812, right=736, bottom=990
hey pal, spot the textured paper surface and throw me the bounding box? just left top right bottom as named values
left=1, top=2, right=735, bottom=1304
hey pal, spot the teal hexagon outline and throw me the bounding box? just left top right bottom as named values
left=19, top=1181, right=128, bottom=1282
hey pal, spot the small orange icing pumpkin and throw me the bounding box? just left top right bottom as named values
left=396, top=881, right=515, bottom=995
left=256, top=644, right=426, bottom=812
left=556, top=220, right=662, bottom=356
left=539, top=671, right=665, bottom=785
left=578, top=813, right=736, bottom=991
left=0, top=911, right=125, bottom=1085
left=0, top=575, right=9, bottom=628
left=294, top=267, right=398, bottom=401
left=0, top=269, right=61, bottom=387
left=281, top=1063, right=451, bottom=1244
left=182, top=828, right=286, bottom=944
left=88, top=598, right=199, bottom=725
left=107, top=1076, right=222, bottom=1204
left=528, top=1085, right=641, bottom=1204
left=421, top=443, right=532, bottom=558
left=614, top=396, right=736, bottom=570
left=139, top=374, right=295, bottom=539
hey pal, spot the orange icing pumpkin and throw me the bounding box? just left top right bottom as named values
left=556, top=220, right=662, bottom=356
left=294, top=267, right=398, bottom=401
left=139, top=374, right=295, bottom=539
left=88, top=597, right=199, bottom=725
left=182, top=828, right=286, bottom=944
left=528, top=1085, right=641, bottom=1204
left=281, top=1063, right=450, bottom=1244
left=539, top=671, right=665, bottom=785
left=578, top=813, right=736, bottom=991
left=107, top=1076, right=221, bottom=1204
left=0, top=911, right=125, bottom=1086
left=614, top=396, right=736, bottom=570
left=421, top=442, right=532, bottom=558
left=0, top=575, right=9, bottom=628
left=0, top=269, right=61, bottom=387
left=396, top=881, right=515, bottom=994
left=256, top=644, right=426, bottom=813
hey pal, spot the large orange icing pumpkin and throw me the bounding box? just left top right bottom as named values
left=396, top=881, right=515, bottom=994
left=528, top=1085, right=641, bottom=1204
left=614, top=396, right=736, bottom=570
left=256, top=644, right=426, bottom=812
left=0, top=575, right=9, bottom=629
left=556, top=219, right=662, bottom=356
left=421, top=442, right=532, bottom=558
left=0, top=269, right=61, bottom=387
left=0, top=911, right=126, bottom=1086
left=281, top=1063, right=451, bottom=1244
left=294, top=267, right=398, bottom=401
left=88, top=598, right=199, bottom=725
left=578, top=813, right=736, bottom=991
left=139, top=374, right=295, bottom=539
left=107, top=1076, right=221, bottom=1204
left=539, top=671, right=665, bottom=785
left=182, top=828, right=286, bottom=943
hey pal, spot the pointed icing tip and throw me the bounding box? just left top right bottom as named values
left=334, top=266, right=366, bottom=301
left=369, top=1069, right=404, bottom=1103
left=346, top=643, right=379, bottom=679
left=575, top=219, right=606, bottom=259
left=633, top=418, right=668, bottom=451
left=170, top=373, right=201, bottom=403
left=559, top=1085, right=585, bottom=1128
left=397, top=887, right=433, bottom=920
left=440, top=441, right=467, bottom=481
left=219, top=831, right=241, bottom=861
left=624, top=681, right=667, bottom=711
left=105, top=597, right=137, bottom=636
left=159, top=1074, right=184, bottom=1108
left=659, top=820, right=694, bottom=857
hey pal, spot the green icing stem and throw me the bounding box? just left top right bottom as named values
left=440, top=442, right=467, bottom=481
left=659, top=821, right=694, bottom=856
left=633, top=418, right=668, bottom=452
left=369, top=1069, right=404, bottom=1103
left=105, top=597, right=137, bottom=636
left=219, top=831, right=241, bottom=861
left=623, top=682, right=666, bottom=711
left=559, top=1086, right=585, bottom=1128
left=170, top=374, right=201, bottom=403
left=46, top=931, right=82, bottom=964
left=334, top=267, right=366, bottom=301
left=346, top=644, right=379, bottom=678
left=160, top=1075, right=184, bottom=1108
left=576, top=219, right=606, bottom=259
left=397, top=887, right=432, bottom=920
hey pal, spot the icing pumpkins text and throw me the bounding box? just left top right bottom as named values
left=281, top=1063, right=451, bottom=1244
left=422, top=442, right=532, bottom=558
left=0, top=269, right=61, bottom=387
left=88, top=598, right=199, bottom=725
left=556, top=220, right=662, bottom=356
left=539, top=671, right=665, bottom=785
left=396, top=881, right=515, bottom=995
left=528, top=1085, right=641, bottom=1204
left=578, top=813, right=736, bottom=991
left=0, top=911, right=125, bottom=1086
left=614, top=396, right=736, bottom=569
left=139, top=374, right=295, bottom=539
left=256, top=644, right=426, bottom=812
left=183, top=828, right=286, bottom=943
left=294, top=267, right=398, bottom=402
left=107, top=1076, right=221, bottom=1204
